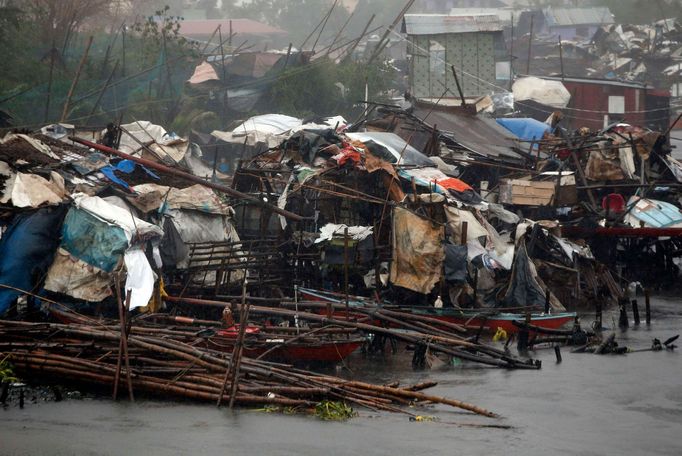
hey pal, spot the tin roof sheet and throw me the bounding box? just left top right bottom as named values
left=544, top=7, right=614, bottom=27
left=403, top=14, right=503, bottom=35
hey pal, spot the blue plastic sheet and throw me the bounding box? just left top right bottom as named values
left=496, top=118, right=551, bottom=145
left=0, top=206, right=67, bottom=315
left=100, top=160, right=160, bottom=190
left=61, top=208, right=128, bottom=272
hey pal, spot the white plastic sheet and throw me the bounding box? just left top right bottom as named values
left=124, top=249, right=156, bottom=310
left=72, top=193, right=163, bottom=242
left=513, top=77, right=571, bottom=108
left=315, top=223, right=373, bottom=244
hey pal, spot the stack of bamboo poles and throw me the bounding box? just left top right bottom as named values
left=0, top=319, right=498, bottom=419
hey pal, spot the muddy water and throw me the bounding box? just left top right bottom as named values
left=2, top=296, right=681, bottom=456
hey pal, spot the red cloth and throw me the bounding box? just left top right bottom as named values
left=437, top=177, right=473, bottom=193
left=602, top=193, right=626, bottom=214
left=334, top=147, right=361, bottom=166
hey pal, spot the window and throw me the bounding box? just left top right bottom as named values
left=608, top=95, right=625, bottom=114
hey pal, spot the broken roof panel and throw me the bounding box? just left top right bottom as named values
left=410, top=103, right=522, bottom=160
left=345, top=131, right=436, bottom=167
left=402, top=14, right=503, bottom=35
left=544, top=7, right=614, bottom=27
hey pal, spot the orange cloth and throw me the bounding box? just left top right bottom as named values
left=436, top=178, right=472, bottom=193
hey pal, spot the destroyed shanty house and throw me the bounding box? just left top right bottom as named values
left=0, top=117, right=561, bottom=381
left=214, top=106, right=624, bottom=311
left=0, top=122, right=239, bottom=316
left=513, top=15, right=682, bottom=101
left=6, top=2, right=682, bottom=427
left=185, top=49, right=312, bottom=116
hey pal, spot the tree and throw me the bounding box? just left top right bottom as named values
left=269, top=57, right=396, bottom=118
left=21, top=0, right=120, bottom=52
left=223, top=0, right=352, bottom=47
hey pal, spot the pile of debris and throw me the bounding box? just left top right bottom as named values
left=515, top=17, right=682, bottom=88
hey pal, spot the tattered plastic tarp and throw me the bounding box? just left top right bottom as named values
left=444, top=244, right=468, bottom=284
left=168, top=209, right=241, bottom=269
left=496, top=118, right=551, bottom=142
left=188, top=61, right=220, bottom=84
left=233, top=114, right=301, bottom=137
left=445, top=206, right=489, bottom=241
left=101, top=160, right=159, bottom=190
left=390, top=207, right=444, bottom=294
left=117, top=121, right=168, bottom=154
left=129, top=183, right=233, bottom=215
left=500, top=242, right=565, bottom=311
left=0, top=133, right=60, bottom=161
left=345, top=132, right=436, bottom=167
left=117, top=121, right=188, bottom=164
left=44, top=194, right=163, bottom=302
left=512, top=77, right=571, bottom=108
left=315, top=224, right=373, bottom=244
left=212, top=114, right=301, bottom=148
left=0, top=167, right=68, bottom=208
left=124, top=249, right=156, bottom=310
left=0, top=206, right=67, bottom=315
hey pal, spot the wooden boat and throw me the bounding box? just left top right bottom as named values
left=404, top=308, right=577, bottom=334
left=48, top=304, right=363, bottom=364
left=209, top=325, right=364, bottom=363
left=298, top=287, right=577, bottom=334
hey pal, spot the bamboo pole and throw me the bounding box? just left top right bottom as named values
left=61, top=35, right=93, bottom=122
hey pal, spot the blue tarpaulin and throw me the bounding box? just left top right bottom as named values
left=0, top=206, right=67, bottom=315
left=61, top=208, right=129, bottom=272
left=496, top=118, right=551, bottom=145
left=101, top=159, right=159, bottom=190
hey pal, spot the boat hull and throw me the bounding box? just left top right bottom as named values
left=209, top=333, right=364, bottom=363
left=408, top=309, right=577, bottom=334
left=299, top=287, right=576, bottom=334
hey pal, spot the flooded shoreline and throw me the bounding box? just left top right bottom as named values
left=2, top=295, right=680, bottom=456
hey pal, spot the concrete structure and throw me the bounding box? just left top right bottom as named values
left=403, top=14, right=504, bottom=99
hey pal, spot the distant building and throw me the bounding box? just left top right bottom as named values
left=519, top=76, right=670, bottom=132
left=518, top=7, right=614, bottom=40
left=403, top=14, right=504, bottom=99
left=178, top=18, right=288, bottom=49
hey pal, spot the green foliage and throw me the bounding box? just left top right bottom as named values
left=130, top=6, right=197, bottom=67
left=0, top=355, right=19, bottom=383
left=269, top=57, right=397, bottom=119
left=314, top=400, right=356, bottom=420
left=0, top=3, right=198, bottom=128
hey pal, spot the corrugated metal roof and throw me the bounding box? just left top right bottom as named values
left=403, top=14, right=503, bottom=35
left=411, top=103, right=523, bottom=160
left=449, top=8, right=515, bottom=24
left=544, top=7, right=614, bottom=27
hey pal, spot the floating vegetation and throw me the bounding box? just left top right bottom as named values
left=314, top=401, right=356, bottom=420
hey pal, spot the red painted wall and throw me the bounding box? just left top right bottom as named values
left=561, top=81, right=647, bottom=130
